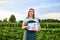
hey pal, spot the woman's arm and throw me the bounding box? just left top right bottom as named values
left=38, top=22, right=41, bottom=31
left=22, top=22, right=26, bottom=29
left=22, top=22, right=30, bottom=30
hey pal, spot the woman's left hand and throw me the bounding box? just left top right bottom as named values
left=33, top=30, right=39, bottom=32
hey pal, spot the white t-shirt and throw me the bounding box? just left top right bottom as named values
left=23, top=18, right=39, bottom=23
left=23, top=18, right=39, bottom=30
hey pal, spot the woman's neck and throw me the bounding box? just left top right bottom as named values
left=29, top=17, right=33, bottom=19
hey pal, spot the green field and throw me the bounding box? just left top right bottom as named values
left=0, top=22, right=60, bottom=40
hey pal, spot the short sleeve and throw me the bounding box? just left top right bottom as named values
left=35, top=18, right=39, bottom=23
left=37, top=18, right=40, bottom=22
left=23, top=18, right=27, bottom=22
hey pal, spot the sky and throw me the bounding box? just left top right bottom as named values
left=0, top=0, right=60, bottom=21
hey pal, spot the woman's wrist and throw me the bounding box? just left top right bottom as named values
left=33, top=30, right=38, bottom=32
left=22, top=26, right=27, bottom=30
left=25, top=26, right=30, bottom=30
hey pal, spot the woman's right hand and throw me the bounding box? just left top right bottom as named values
left=25, top=26, right=30, bottom=30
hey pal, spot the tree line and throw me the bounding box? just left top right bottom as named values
left=0, top=15, right=60, bottom=23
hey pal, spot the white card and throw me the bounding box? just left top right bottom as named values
left=28, top=23, right=39, bottom=30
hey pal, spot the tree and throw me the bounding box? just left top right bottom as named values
left=9, top=15, right=16, bottom=23
left=41, top=19, right=60, bottom=23
left=0, top=20, right=2, bottom=22
left=3, top=18, right=8, bottom=22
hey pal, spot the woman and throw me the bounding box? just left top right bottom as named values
left=22, top=8, right=41, bottom=40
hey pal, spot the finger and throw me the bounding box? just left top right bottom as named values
left=34, top=24, right=36, bottom=26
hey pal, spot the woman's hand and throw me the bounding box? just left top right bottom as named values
left=25, top=26, right=30, bottom=30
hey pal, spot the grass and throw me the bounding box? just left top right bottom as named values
left=41, top=28, right=60, bottom=30
left=0, top=26, right=60, bottom=40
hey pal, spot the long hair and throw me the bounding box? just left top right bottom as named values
left=27, top=8, right=35, bottom=19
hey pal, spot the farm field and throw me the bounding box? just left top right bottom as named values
left=0, top=22, right=60, bottom=40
